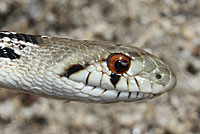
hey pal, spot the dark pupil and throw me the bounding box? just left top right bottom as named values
left=114, top=60, right=129, bottom=73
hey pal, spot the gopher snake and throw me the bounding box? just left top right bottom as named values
left=0, top=31, right=176, bottom=103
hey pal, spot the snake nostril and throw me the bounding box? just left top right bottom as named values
left=155, top=73, right=162, bottom=79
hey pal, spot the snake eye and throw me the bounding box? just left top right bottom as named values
left=107, top=53, right=130, bottom=74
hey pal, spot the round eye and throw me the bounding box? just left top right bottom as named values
left=107, top=53, right=130, bottom=74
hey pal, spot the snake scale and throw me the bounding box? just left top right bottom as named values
left=0, top=31, right=176, bottom=103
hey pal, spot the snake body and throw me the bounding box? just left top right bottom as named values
left=0, top=31, right=176, bottom=103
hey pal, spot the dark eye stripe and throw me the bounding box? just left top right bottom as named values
left=64, top=64, right=85, bottom=78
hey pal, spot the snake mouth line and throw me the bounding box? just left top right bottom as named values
left=80, top=85, right=165, bottom=103
left=91, top=89, right=161, bottom=103
left=119, top=91, right=159, bottom=102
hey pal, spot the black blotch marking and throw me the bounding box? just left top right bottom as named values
left=0, top=46, right=20, bottom=59
left=110, top=73, right=121, bottom=88
left=64, top=64, right=84, bottom=78
left=0, top=32, right=40, bottom=44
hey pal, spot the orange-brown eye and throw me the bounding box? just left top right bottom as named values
left=107, top=53, right=131, bottom=74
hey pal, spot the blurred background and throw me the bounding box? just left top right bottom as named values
left=0, top=0, right=200, bottom=134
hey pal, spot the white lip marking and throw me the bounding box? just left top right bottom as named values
left=117, top=92, right=129, bottom=101
left=128, top=78, right=139, bottom=92
left=129, top=92, right=137, bottom=101
left=87, top=70, right=102, bottom=87
left=152, top=82, right=165, bottom=94
left=100, top=90, right=118, bottom=101
left=101, top=73, right=115, bottom=90
left=69, top=69, right=89, bottom=83
left=116, top=77, right=128, bottom=91
left=89, top=87, right=104, bottom=96
left=137, top=92, right=144, bottom=100
left=81, top=86, right=94, bottom=94
left=135, top=76, right=152, bottom=93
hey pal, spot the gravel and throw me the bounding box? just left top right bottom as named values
left=0, top=0, right=200, bottom=134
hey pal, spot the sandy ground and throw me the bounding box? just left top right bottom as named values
left=0, top=0, right=200, bottom=134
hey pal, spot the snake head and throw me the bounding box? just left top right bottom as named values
left=64, top=42, right=176, bottom=103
